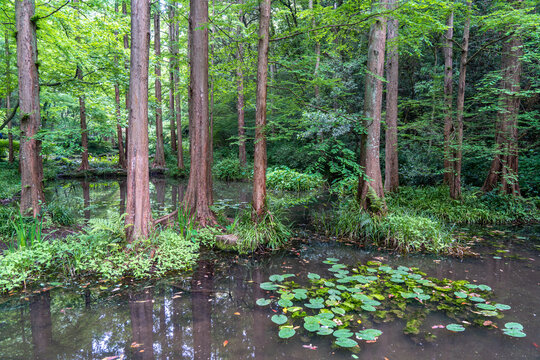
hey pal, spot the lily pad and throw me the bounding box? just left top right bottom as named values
left=356, top=329, right=382, bottom=341
left=476, top=303, right=496, bottom=311
left=269, top=274, right=284, bottom=282
left=335, top=337, right=358, bottom=348
left=504, top=322, right=523, bottom=331
left=454, top=291, right=467, bottom=298
left=271, top=314, right=287, bottom=325
left=361, top=304, right=376, bottom=312
left=317, top=328, right=333, bottom=336
left=469, top=296, right=485, bottom=302
left=307, top=273, right=321, bottom=280
left=278, top=327, right=295, bottom=339
left=446, top=323, right=465, bottom=332
left=260, top=282, right=278, bottom=291
left=331, top=307, right=346, bottom=315
left=318, top=312, right=334, bottom=319
left=478, top=284, right=492, bottom=291
left=494, top=303, right=511, bottom=311
left=256, top=298, right=271, bottom=306
left=278, top=299, right=293, bottom=308
left=333, top=329, right=353, bottom=338
left=304, top=321, right=321, bottom=332
left=503, top=328, right=526, bottom=337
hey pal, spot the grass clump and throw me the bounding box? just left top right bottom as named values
left=267, top=166, right=325, bottom=191
left=230, top=209, right=291, bottom=253
left=0, top=213, right=199, bottom=293
left=315, top=199, right=456, bottom=254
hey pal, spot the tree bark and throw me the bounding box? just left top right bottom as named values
left=442, top=12, right=453, bottom=185
left=450, top=0, right=471, bottom=199
left=171, top=10, right=184, bottom=169
left=123, top=0, right=130, bottom=164
left=236, top=0, right=247, bottom=167
left=152, top=5, right=166, bottom=168
left=5, top=30, right=14, bottom=163
left=384, top=0, right=399, bottom=193
left=76, top=65, right=90, bottom=171
left=252, top=0, right=271, bottom=220
left=169, top=5, right=178, bottom=155
left=16, top=0, right=45, bottom=217
left=357, top=2, right=386, bottom=213
left=114, top=83, right=127, bottom=169
left=482, top=34, right=522, bottom=196
left=309, top=0, right=320, bottom=100
left=125, top=0, right=152, bottom=241
left=184, top=0, right=215, bottom=225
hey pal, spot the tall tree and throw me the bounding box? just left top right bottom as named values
left=184, top=0, right=215, bottom=224
left=125, top=0, right=152, bottom=241
left=442, top=11, right=454, bottom=185
left=170, top=5, right=184, bottom=170
left=384, top=0, right=399, bottom=193
left=16, top=0, right=45, bottom=217
left=152, top=3, right=166, bottom=168
left=5, top=30, right=14, bottom=163
left=114, top=1, right=127, bottom=170
left=236, top=0, right=247, bottom=167
left=450, top=0, right=472, bottom=199
left=357, top=2, right=387, bottom=213
left=482, top=34, right=523, bottom=196
left=169, top=5, right=178, bottom=156
left=252, top=0, right=271, bottom=220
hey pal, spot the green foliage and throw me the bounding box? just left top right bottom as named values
left=231, top=210, right=291, bottom=253
left=213, top=157, right=250, bottom=181
left=11, top=213, right=43, bottom=250
left=259, top=258, right=523, bottom=350
left=315, top=198, right=456, bottom=254
left=387, top=186, right=540, bottom=224
left=0, top=162, right=20, bottom=200
left=266, top=166, right=325, bottom=192
left=0, top=213, right=199, bottom=293
left=0, top=139, right=19, bottom=158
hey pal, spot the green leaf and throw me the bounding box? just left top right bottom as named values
left=335, top=337, right=358, bottom=348
left=278, top=299, right=293, bottom=308
left=478, top=284, right=492, bottom=291
left=476, top=303, right=496, bottom=310
left=446, top=324, right=465, bottom=332
left=361, top=304, right=376, bottom=312
left=256, top=298, right=271, bottom=306
left=260, top=282, right=278, bottom=291
left=333, top=329, right=353, bottom=338
left=317, top=328, right=333, bottom=336
left=271, top=314, right=288, bottom=325
left=331, top=307, right=346, bottom=315
left=454, top=291, right=467, bottom=298
left=494, top=303, right=511, bottom=310
left=304, top=321, right=321, bottom=332
left=502, top=329, right=526, bottom=338
left=469, top=296, right=485, bottom=302
left=504, top=322, right=524, bottom=331
left=269, top=274, right=284, bottom=282
left=307, top=272, right=320, bottom=280
left=356, top=329, right=382, bottom=340
left=279, top=327, right=296, bottom=339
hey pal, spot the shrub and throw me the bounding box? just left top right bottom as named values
left=231, top=209, right=291, bottom=253
left=213, top=157, right=250, bottom=181
left=267, top=166, right=325, bottom=191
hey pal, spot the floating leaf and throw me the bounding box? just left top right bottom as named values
left=287, top=306, right=302, bottom=313
left=476, top=303, right=496, bottom=310
left=446, top=324, right=465, bottom=332
left=469, top=296, right=485, bottom=302
left=319, top=318, right=337, bottom=328
left=304, top=321, right=321, bottom=332
left=278, top=327, right=295, bottom=339
left=477, top=284, right=492, bottom=291
left=260, top=282, right=278, bottom=291
left=465, top=284, right=478, bottom=289
left=333, top=329, right=353, bottom=338
left=280, top=292, right=295, bottom=301
left=504, top=322, right=523, bottom=331
left=401, top=292, right=416, bottom=299
left=331, top=307, right=346, bottom=315
left=326, top=257, right=339, bottom=262
left=335, top=338, right=358, bottom=348
left=502, top=328, right=526, bottom=338
left=317, top=328, right=333, bottom=336
left=494, top=303, right=511, bottom=310
left=318, top=311, right=334, bottom=319
left=269, top=274, right=284, bottom=282
left=256, top=298, right=271, bottom=306
left=361, top=304, right=376, bottom=312
left=282, top=274, right=295, bottom=279
left=356, top=329, right=382, bottom=340
left=271, top=315, right=287, bottom=325
left=324, top=281, right=336, bottom=288
left=307, top=273, right=320, bottom=280
left=278, top=299, right=293, bottom=308
left=454, top=291, right=467, bottom=298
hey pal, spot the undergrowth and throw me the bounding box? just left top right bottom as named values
left=0, top=213, right=199, bottom=293
left=230, top=209, right=291, bottom=253
left=267, top=166, right=325, bottom=191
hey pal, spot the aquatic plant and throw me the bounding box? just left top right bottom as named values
left=257, top=258, right=526, bottom=350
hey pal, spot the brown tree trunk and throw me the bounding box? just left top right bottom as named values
left=169, top=5, right=178, bottom=155
left=443, top=12, right=453, bottom=185
left=172, top=13, right=184, bottom=170
left=309, top=0, right=320, bottom=100
left=384, top=0, right=399, bottom=193
left=16, top=0, right=45, bottom=217
left=5, top=30, right=14, bottom=163
left=123, top=1, right=130, bottom=164
left=357, top=2, right=387, bottom=213
left=76, top=66, right=90, bottom=171
left=152, top=5, right=166, bottom=168
left=114, top=84, right=127, bottom=169
left=482, top=34, right=522, bottom=196
left=236, top=0, right=247, bottom=167
left=125, top=0, right=152, bottom=241
left=184, top=0, right=215, bottom=225
left=450, top=0, right=471, bottom=199
left=252, top=0, right=271, bottom=220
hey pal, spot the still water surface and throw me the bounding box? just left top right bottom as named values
left=0, top=180, right=538, bottom=359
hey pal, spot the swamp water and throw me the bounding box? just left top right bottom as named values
left=0, top=179, right=538, bottom=359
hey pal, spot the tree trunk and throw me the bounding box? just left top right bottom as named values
left=309, top=0, right=320, bottom=100
left=123, top=0, right=130, bottom=164
left=125, top=0, right=152, bottom=241
left=169, top=5, right=178, bottom=155
left=450, top=0, right=471, bottom=199
left=16, top=0, right=45, bottom=217
left=184, top=0, right=215, bottom=225
left=236, top=0, right=247, bottom=167
left=76, top=65, right=90, bottom=171
left=252, top=0, right=271, bottom=220
left=172, top=12, right=184, bottom=170
left=482, top=35, right=522, bottom=196
left=442, top=12, right=453, bottom=185
left=384, top=0, right=399, bottom=193
left=5, top=30, right=14, bottom=163
left=152, top=5, right=166, bottom=168
left=357, top=2, right=387, bottom=213
left=114, top=84, right=127, bottom=169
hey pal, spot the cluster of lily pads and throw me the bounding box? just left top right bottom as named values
left=257, top=257, right=526, bottom=349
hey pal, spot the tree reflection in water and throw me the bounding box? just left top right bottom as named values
left=129, top=289, right=155, bottom=359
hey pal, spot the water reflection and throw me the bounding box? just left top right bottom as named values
left=30, top=292, right=53, bottom=360
left=191, top=260, right=214, bottom=360
left=129, top=289, right=155, bottom=359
